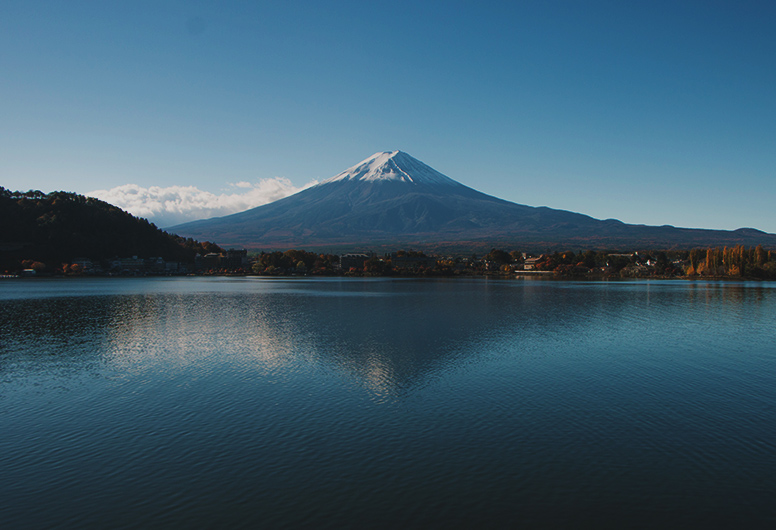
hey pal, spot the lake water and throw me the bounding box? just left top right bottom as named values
left=1, top=277, right=775, bottom=528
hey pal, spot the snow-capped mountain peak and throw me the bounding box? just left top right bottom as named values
left=322, top=151, right=460, bottom=186
left=170, top=150, right=776, bottom=251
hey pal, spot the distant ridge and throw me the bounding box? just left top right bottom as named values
left=170, top=151, right=776, bottom=251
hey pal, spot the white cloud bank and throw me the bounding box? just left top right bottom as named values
left=89, top=177, right=318, bottom=228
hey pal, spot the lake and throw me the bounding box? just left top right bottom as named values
left=1, top=277, right=775, bottom=528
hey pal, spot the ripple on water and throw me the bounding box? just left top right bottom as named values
left=1, top=278, right=776, bottom=528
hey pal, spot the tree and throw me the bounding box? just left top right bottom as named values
left=655, top=252, right=668, bottom=273
left=364, top=256, right=389, bottom=275
left=579, top=250, right=597, bottom=269
left=486, top=248, right=511, bottom=265
left=755, top=245, right=766, bottom=268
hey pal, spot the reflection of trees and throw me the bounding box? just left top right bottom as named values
left=4, top=279, right=771, bottom=395
left=102, top=293, right=312, bottom=375
left=0, top=281, right=597, bottom=391
left=0, top=296, right=117, bottom=378
left=2, top=281, right=534, bottom=392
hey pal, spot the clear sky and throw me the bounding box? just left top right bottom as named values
left=2, top=0, right=775, bottom=231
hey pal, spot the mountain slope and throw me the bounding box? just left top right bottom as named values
left=170, top=151, right=776, bottom=250
left=0, top=187, right=221, bottom=269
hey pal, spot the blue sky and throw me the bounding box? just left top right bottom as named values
left=2, top=1, right=775, bottom=232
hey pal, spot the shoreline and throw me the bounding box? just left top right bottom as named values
left=3, top=272, right=774, bottom=282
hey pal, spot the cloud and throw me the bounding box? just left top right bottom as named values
left=89, top=177, right=317, bottom=228
left=229, top=181, right=254, bottom=189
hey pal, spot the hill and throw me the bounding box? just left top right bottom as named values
left=170, top=151, right=776, bottom=251
left=0, top=187, right=221, bottom=272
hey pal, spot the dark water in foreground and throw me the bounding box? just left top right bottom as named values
left=1, top=277, right=775, bottom=528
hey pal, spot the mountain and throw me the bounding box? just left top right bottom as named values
left=170, top=151, right=776, bottom=251
left=0, top=187, right=222, bottom=271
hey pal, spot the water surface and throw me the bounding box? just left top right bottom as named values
left=1, top=277, right=775, bottom=528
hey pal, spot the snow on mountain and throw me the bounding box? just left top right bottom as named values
left=322, top=151, right=461, bottom=186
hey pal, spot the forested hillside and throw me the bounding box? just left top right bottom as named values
left=0, top=187, right=221, bottom=271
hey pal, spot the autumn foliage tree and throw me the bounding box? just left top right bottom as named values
left=687, top=245, right=775, bottom=278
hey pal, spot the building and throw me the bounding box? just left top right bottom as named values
left=390, top=252, right=437, bottom=269
left=340, top=253, right=372, bottom=270
left=523, top=257, right=543, bottom=270
left=72, top=257, right=94, bottom=271
left=111, top=256, right=145, bottom=273
left=201, top=253, right=222, bottom=270
left=224, top=249, right=248, bottom=270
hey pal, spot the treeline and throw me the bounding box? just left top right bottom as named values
left=523, top=246, right=776, bottom=278
left=528, top=249, right=681, bottom=276
left=252, top=250, right=341, bottom=275
left=1, top=187, right=222, bottom=272
left=247, top=246, right=776, bottom=279
left=686, top=245, right=776, bottom=278
left=172, top=235, right=224, bottom=257
left=251, top=249, right=526, bottom=277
